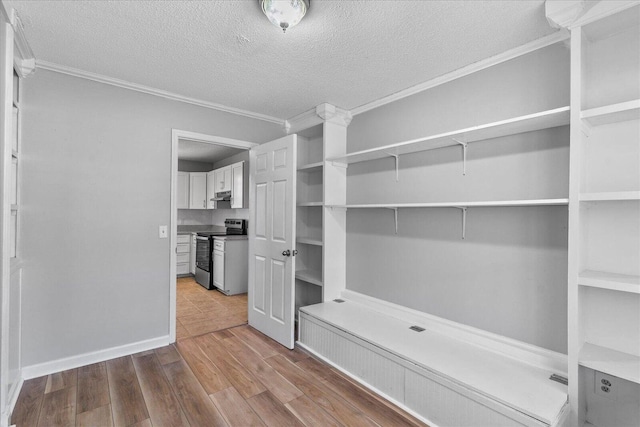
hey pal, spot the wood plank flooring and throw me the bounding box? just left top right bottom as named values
left=176, top=276, right=248, bottom=340
left=12, top=325, right=427, bottom=427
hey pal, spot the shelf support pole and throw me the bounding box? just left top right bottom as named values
left=385, top=152, right=400, bottom=182
left=386, top=207, right=398, bottom=234
left=454, top=207, right=467, bottom=239
left=452, top=138, right=468, bottom=175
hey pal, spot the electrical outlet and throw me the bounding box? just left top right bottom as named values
left=159, top=225, right=168, bottom=239
left=595, top=371, right=617, bottom=400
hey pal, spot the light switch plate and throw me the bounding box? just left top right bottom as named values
left=159, top=225, right=168, bottom=238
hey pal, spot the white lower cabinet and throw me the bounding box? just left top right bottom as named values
left=190, top=233, right=196, bottom=274
left=213, top=243, right=224, bottom=289
left=176, top=234, right=191, bottom=276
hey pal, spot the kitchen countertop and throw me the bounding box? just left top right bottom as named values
left=213, top=235, right=248, bottom=241
left=177, top=225, right=226, bottom=234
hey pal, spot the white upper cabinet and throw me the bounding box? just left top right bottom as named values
left=214, top=165, right=232, bottom=193
left=189, top=172, right=208, bottom=209
left=206, top=170, right=216, bottom=209
left=231, top=161, right=244, bottom=209
left=177, top=171, right=190, bottom=209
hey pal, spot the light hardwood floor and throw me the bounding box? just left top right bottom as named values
left=177, top=276, right=248, bottom=340
left=11, top=325, right=427, bottom=427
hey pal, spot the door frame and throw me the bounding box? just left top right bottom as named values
left=169, top=129, right=258, bottom=342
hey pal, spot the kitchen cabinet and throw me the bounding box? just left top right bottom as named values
left=206, top=171, right=216, bottom=209
left=212, top=241, right=224, bottom=290
left=176, top=234, right=191, bottom=276
left=214, top=165, right=231, bottom=193
left=177, top=171, right=190, bottom=209
left=231, top=161, right=244, bottom=208
left=189, top=172, right=207, bottom=209
left=190, top=233, right=196, bottom=274
left=212, top=238, right=248, bottom=295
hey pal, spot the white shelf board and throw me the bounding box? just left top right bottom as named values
left=328, top=198, right=569, bottom=209
left=297, top=201, right=323, bottom=207
left=295, top=270, right=323, bottom=287
left=580, top=191, right=640, bottom=202
left=579, top=342, right=640, bottom=384
left=327, top=106, right=570, bottom=165
left=298, top=162, right=323, bottom=171
left=579, top=270, right=640, bottom=294
left=297, top=237, right=323, bottom=246
left=581, top=100, right=640, bottom=126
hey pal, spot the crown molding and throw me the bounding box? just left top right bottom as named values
left=350, top=30, right=569, bottom=117
left=36, top=60, right=286, bottom=126
left=284, top=103, right=352, bottom=134
left=545, top=1, right=587, bottom=29
left=12, top=14, right=35, bottom=77
left=570, top=0, right=639, bottom=28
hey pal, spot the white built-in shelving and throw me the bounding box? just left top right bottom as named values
left=565, top=3, right=640, bottom=425
left=580, top=191, right=640, bottom=202
left=297, top=201, right=323, bottom=207
left=578, top=270, right=640, bottom=294
left=296, top=237, right=322, bottom=246
left=329, top=198, right=569, bottom=209
left=294, top=270, right=322, bottom=287
left=326, top=106, right=570, bottom=166
left=297, top=161, right=323, bottom=171
left=578, top=343, right=640, bottom=384
left=581, top=99, right=640, bottom=126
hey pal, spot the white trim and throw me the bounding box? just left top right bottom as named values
left=341, top=290, right=568, bottom=375
left=5, top=376, right=22, bottom=424
left=285, top=103, right=352, bottom=134
left=11, top=14, right=34, bottom=78
left=36, top=60, right=286, bottom=126
left=296, top=341, right=439, bottom=427
left=570, top=0, right=640, bottom=28
left=545, top=0, right=587, bottom=29
left=350, top=31, right=569, bottom=116
left=21, top=335, right=171, bottom=380
left=169, top=129, right=258, bottom=343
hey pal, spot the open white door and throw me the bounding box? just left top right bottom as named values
left=248, top=134, right=297, bottom=349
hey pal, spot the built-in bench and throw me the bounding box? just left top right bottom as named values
left=298, top=293, right=569, bottom=427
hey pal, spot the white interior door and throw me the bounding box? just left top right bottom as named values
left=248, top=134, right=297, bottom=349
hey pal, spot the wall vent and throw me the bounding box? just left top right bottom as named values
left=409, top=326, right=426, bottom=332
left=333, top=299, right=345, bottom=303
left=549, top=374, right=568, bottom=385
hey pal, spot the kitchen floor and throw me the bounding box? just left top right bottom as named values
left=176, top=276, right=248, bottom=340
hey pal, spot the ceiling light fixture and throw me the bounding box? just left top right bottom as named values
left=260, top=0, right=309, bottom=33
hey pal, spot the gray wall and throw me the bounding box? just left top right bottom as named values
left=345, top=44, right=570, bottom=353
left=19, top=70, right=283, bottom=367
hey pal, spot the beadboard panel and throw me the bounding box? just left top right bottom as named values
left=299, top=311, right=405, bottom=401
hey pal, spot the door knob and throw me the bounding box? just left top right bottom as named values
left=282, top=250, right=291, bottom=257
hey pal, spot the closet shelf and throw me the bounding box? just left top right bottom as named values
left=297, top=201, right=323, bottom=207
left=581, top=99, right=640, bottom=126
left=580, top=191, right=640, bottom=202
left=327, top=199, right=569, bottom=209
left=326, top=106, right=570, bottom=165
left=297, top=237, right=323, bottom=246
left=298, top=162, right=323, bottom=171
left=295, top=270, right=323, bottom=287
left=579, top=270, right=640, bottom=294
left=579, top=342, right=640, bottom=384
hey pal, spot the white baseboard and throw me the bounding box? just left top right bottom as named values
left=296, top=341, right=439, bottom=427
left=341, top=290, right=567, bottom=375
left=21, top=335, right=171, bottom=379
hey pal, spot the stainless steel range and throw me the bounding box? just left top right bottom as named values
left=195, top=219, right=247, bottom=290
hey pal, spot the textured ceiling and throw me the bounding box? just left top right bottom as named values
left=178, top=140, right=245, bottom=163
left=7, top=0, right=555, bottom=120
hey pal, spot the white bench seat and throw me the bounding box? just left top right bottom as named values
left=299, top=300, right=568, bottom=427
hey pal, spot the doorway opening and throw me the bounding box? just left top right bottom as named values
left=170, top=130, right=257, bottom=342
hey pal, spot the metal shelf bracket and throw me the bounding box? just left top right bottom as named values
left=454, top=206, right=467, bottom=239
left=386, top=207, right=398, bottom=234
left=452, top=138, right=468, bottom=175
left=386, top=152, right=400, bottom=182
